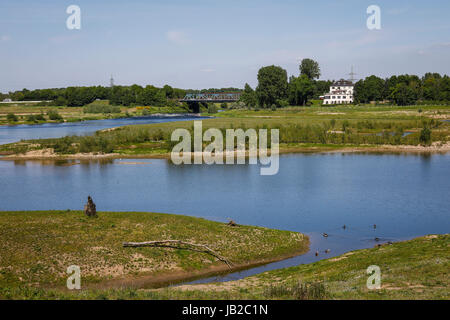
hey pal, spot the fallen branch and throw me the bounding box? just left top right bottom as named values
left=123, top=240, right=233, bottom=269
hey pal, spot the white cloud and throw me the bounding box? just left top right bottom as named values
left=166, top=30, right=190, bottom=45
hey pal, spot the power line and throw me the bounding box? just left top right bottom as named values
left=348, top=66, right=357, bottom=83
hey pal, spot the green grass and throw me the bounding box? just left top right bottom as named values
left=1, top=105, right=448, bottom=156
left=5, top=234, right=447, bottom=300
left=0, top=210, right=308, bottom=299
left=0, top=100, right=191, bottom=126
left=148, top=234, right=449, bottom=300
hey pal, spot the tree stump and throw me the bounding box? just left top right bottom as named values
left=84, top=196, right=97, bottom=217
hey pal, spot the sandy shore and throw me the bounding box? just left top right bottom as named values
left=1, top=142, right=449, bottom=161
left=86, top=242, right=310, bottom=290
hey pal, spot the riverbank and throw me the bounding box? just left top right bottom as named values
left=165, top=234, right=449, bottom=300
left=0, top=211, right=309, bottom=299
left=3, top=234, right=447, bottom=299
left=0, top=102, right=193, bottom=126
left=1, top=105, right=449, bottom=159
left=1, top=141, right=449, bottom=161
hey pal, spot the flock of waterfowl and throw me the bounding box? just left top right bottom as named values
left=316, top=224, right=388, bottom=257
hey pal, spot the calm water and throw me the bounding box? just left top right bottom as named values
left=0, top=115, right=205, bottom=145
left=1, top=152, right=449, bottom=284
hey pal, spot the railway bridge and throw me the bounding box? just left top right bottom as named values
left=180, top=92, right=241, bottom=112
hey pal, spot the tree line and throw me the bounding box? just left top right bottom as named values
left=240, top=59, right=450, bottom=108
left=354, top=73, right=450, bottom=105
left=3, top=60, right=449, bottom=108
left=2, top=85, right=242, bottom=108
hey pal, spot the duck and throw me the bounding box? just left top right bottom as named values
left=315, top=251, right=319, bottom=256
left=373, top=224, right=377, bottom=229
left=374, top=237, right=380, bottom=242
left=325, top=249, right=330, bottom=254
left=342, top=225, right=347, bottom=230
left=322, top=233, right=329, bottom=238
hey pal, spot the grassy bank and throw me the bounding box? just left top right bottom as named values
left=164, top=234, right=449, bottom=300
left=1, top=105, right=449, bottom=158
left=0, top=211, right=308, bottom=299
left=5, top=234, right=447, bottom=300
left=0, top=100, right=191, bottom=126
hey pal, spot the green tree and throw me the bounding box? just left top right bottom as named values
left=7, top=113, right=18, bottom=122
left=240, top=83, right=258, bottom=107
left=163, top=85, right=174, bottom=99
left=207, top=104, right=218, bottom=114
left=137, top=85, right=166, bottom=106
left=390, top=83, right=418, bottom=106
left=288, top=75, right=314, bottom=106
left=256, top=65, right=288, bottom=108
left=47, top=110, right=63, bottom=120
left=299, top=58, right=321, bottom=80
left=419, top=125, right=431, bottom=145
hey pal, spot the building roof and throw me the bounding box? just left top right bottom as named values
left=332, top=79, right=353, bottom=86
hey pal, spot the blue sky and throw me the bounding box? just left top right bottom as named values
left=1, top=0, right=449, bottom=92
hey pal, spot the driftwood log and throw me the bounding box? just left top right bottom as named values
left=123, top=240, right=233, bottom=269
left=227, top=220, right=238, bottom=227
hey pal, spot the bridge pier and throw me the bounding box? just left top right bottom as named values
left=187, top=101, right=200, bottom=113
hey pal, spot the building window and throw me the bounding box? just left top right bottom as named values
left=343, top=96, right=346, bottom=99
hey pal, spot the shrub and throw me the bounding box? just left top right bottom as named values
left=47, top=110, right=63, bottom=121
left=26, top=114, right=38, bottom=123
left=6, top=113, right=18, bottom=122
left=83, top=104, right=121, bottom=114
left=35, top=113, right=46, bottom=121
left=419, top=126, right=431, bottom=145
left=330, top=119, right=336, bottom=129
left=207, top=104, right=218, bottom=114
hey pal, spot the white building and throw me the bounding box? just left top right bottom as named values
left=322, top=79, right=354, bottom=105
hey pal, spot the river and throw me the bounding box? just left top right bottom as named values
left=0, top=114, right=205, bottom=145
left=1, top=150, right=449, bottom=284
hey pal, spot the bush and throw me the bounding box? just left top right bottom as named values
left=35, top=113, right=45, bottom=121
left=26, top=114, right=38, bottom=123
left=6, top=113, right=18, bottom=122
left=207, top=104, right=218, bottom=114
left=419, top=126, right=431, bottom=145
left=276, top=99, right=289, bottom=108
left=47, top=110, right=63, bottom=121
left=83, top=104, right=121, bottom=114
